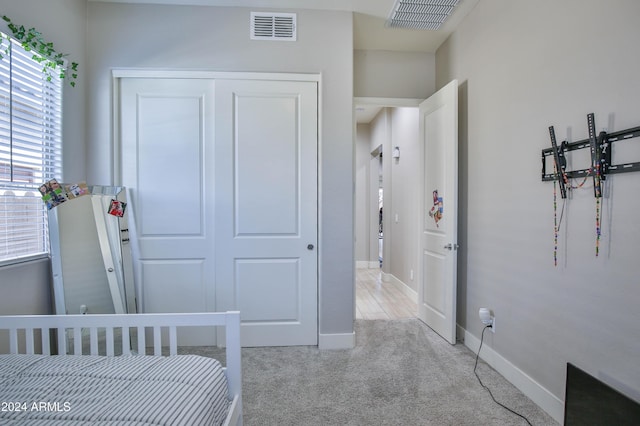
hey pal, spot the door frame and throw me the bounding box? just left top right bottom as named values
left=112, top=70, right=322, bottom=342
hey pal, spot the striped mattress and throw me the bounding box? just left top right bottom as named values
left=0, top=354, right=231, bottom=425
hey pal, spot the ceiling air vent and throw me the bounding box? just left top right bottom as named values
left=251, top=12, right=297, bottom=41
left=387, top=0, right=459, bottom=30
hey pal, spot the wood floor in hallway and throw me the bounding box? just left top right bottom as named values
left=356, top=267, right=418, bottom=320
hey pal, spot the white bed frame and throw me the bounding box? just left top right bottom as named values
left=0, top=311, right=242, bottom=426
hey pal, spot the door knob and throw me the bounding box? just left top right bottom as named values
left=443, top=243, right=459, bottom=250
left=307, top=244, right=314, bottom=250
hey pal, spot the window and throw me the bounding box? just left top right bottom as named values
left=0, top=32, right=63, bottom=264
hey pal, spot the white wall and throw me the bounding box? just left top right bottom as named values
left=388, top=107, right=420, bottom=291
left=0, top=258, right=52, bottom=316
left=85, top=3, right=355, bottom=338
left=0, top=258, right=52, bottom=353
left=354, top=50, right=435, bottom=98
left=368, top=110, right=391, bottom=268
left=355, top=123, right=372, bottom=264
left=437, top=0, right=640, bottom=420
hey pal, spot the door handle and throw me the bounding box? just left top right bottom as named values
left=443, top=243, right=459, bottom=251
left=307, top=244, right=314, bottom=250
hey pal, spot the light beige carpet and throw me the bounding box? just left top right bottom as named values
left=187, top=319, right=558, bottom=426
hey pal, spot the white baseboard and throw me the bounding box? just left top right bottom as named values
left=380, top=272, right=418, bottom=301
left=319, top=331, right=355, bottom=350
left=462, top=328, right=564, bottom=424
left=387, top=273, right=417, bottom=300
left=355, top=261, right=380, bottom=269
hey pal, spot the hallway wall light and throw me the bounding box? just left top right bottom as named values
left=392, top=146, right=400, bottom=159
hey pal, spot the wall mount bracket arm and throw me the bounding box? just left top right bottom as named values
left=548, top=125, right=567, bottom=199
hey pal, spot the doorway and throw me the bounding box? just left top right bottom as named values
left=354, top=98, right=422, bottom=319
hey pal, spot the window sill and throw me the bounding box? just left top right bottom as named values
left=0, top=254, right=50, bottom=269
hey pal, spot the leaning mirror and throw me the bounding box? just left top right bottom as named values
left=47, top=184, right=136, bottom=316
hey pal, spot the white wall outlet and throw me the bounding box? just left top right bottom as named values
left=479, top=307, right=495, bottom=333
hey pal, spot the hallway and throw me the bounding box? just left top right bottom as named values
left=355, top=268, right=417, bottom=320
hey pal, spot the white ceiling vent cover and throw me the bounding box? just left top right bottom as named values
left=251, top=12, right=297, bottom=41
left=387, top=0, right=459, bottom=30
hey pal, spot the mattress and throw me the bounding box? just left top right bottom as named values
left=0, top=354, right=231, bottom=425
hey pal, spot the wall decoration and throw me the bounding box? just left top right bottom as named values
left=39, top=180, right=91, bottom=209
left=65, top=182, right=89, bottom=199
left=39, top=179, right=68, bottom=209
left=108, top=199, right=126, bottom=217
left=429, top=189, right=443, bottom=227
left=1, top=15, right=79, bottom=87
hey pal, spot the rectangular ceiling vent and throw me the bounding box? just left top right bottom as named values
left=387, top=0, right=459, bottom=30
left=251, top=12, right=297, bottom=41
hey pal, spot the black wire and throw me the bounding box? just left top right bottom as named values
left=474, top=325, right=534, bottom=426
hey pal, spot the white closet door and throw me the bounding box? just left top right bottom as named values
left=121, top=78, right=216, bottom=345
left=120, top=76, right=318, bottom=347
left=214, top=79, right=318, bottom=347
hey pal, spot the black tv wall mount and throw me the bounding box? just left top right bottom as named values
left=541, top=112, right=640, bottom=199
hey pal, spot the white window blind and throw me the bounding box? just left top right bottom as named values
left=0, top=33, right=63, bottom=264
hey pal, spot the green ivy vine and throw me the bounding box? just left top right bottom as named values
left=0, top=15, right=78, bottom=87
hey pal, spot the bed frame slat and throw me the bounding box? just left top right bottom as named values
left=73, top=328, right=82, bottom=355
left=153, top=326, right=161, bottom=356
left=169, top=326, right=177, bottom=356
left=9, top=328, right=18, bottom=354
left=137, top=326, right=145, bottom=354
left=41, top=329, right=50, bottom=355
left=26, top=328, right=34, bottom=354
left=106, top=327, right=114, bottom=356
left=90, top=327, right=98, bottom=355
left=58, top=328, right=66, bottom=354
left=122, top=326, right=131, bottom=356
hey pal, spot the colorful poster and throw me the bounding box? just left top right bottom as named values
left=429, top=189, right=443, bottom=227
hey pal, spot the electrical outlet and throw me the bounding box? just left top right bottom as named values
left=479, top=307, right=495, bottom=333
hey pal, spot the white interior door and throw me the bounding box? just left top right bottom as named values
left=418, top=79, right=458, bottom=344
left=121, top=78, right=217, bottom=345
left=214, top=79, right=318, bottom=347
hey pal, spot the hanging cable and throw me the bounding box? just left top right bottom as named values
left=474, top=325, right=533, bottom=426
